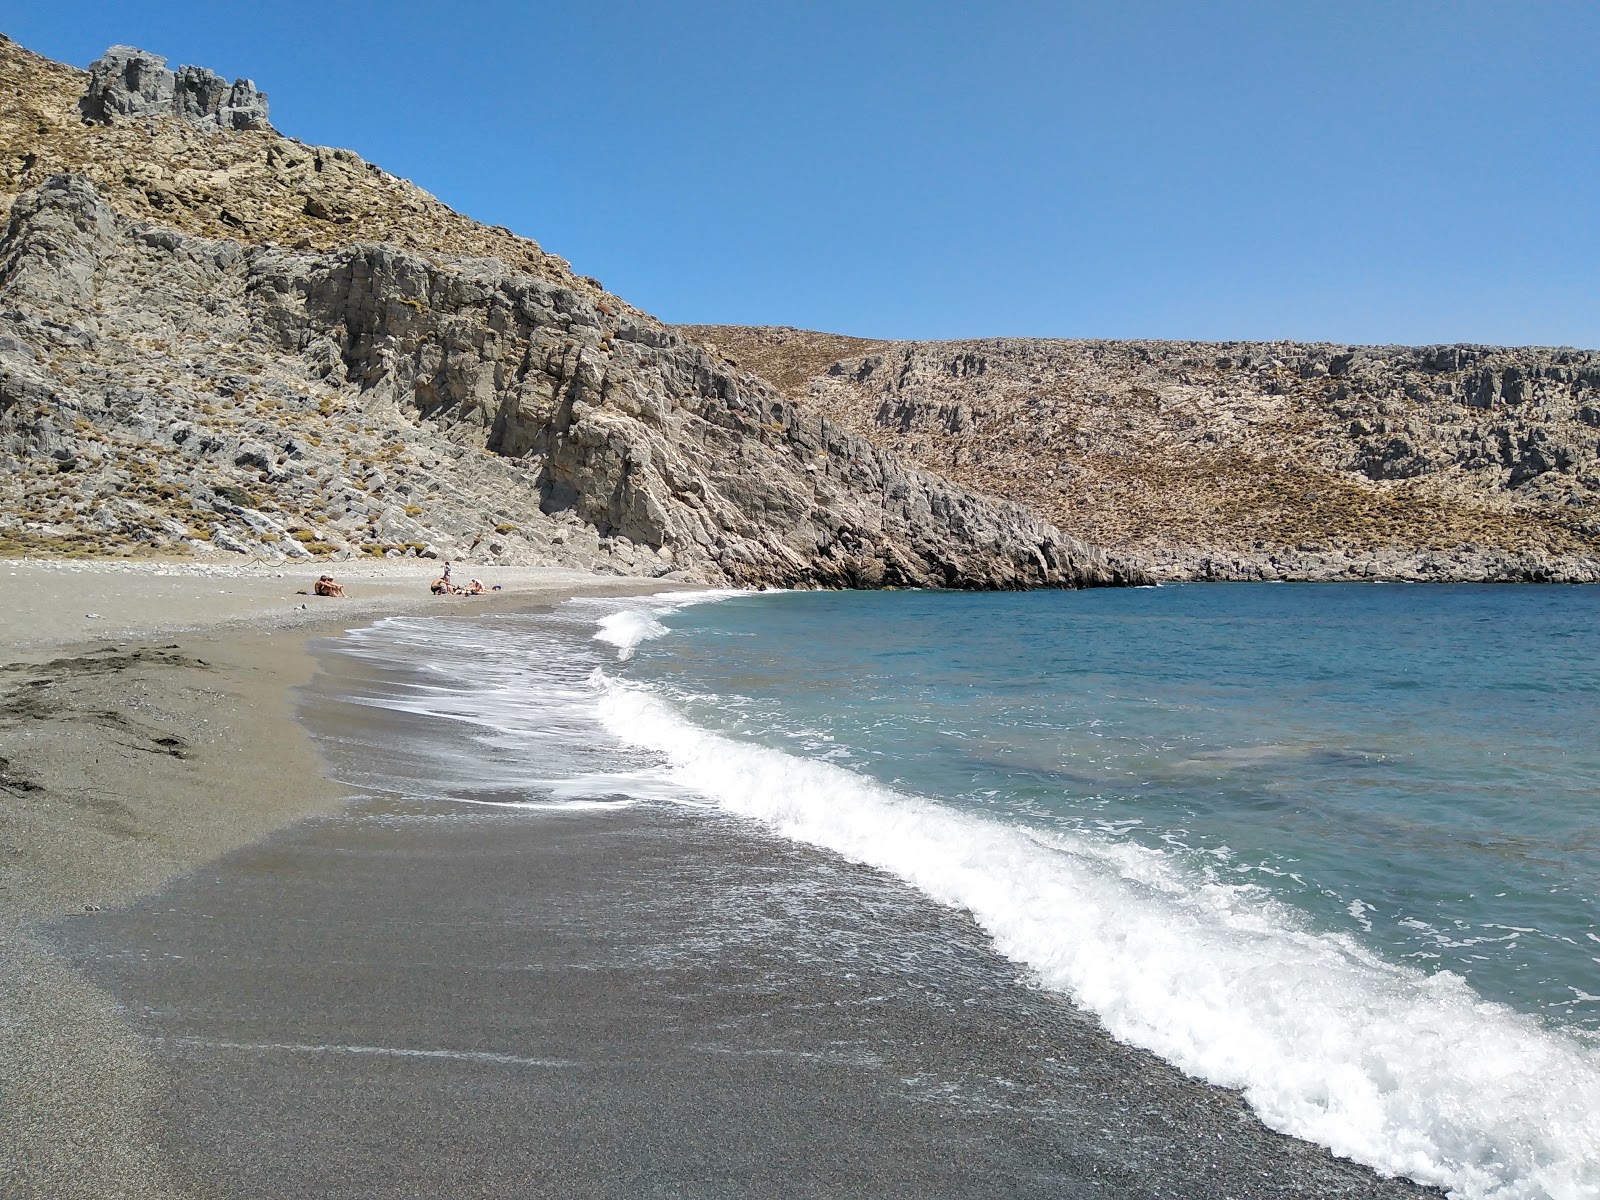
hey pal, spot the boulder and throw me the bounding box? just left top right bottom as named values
left=80, top=46, right=175, bottom=123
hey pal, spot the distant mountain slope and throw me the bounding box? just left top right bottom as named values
left=683, top=326, right=1600, bottom=581
left=0, top=37, right=1140, bottom=589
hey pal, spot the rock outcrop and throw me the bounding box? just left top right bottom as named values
left=0, top=166, right=1136, bottom=588
left=16, top=31, right=1593, bottom=588
left=686, top=327, right=1600, bottom=582
left=81, top=46, right=271, bottom=132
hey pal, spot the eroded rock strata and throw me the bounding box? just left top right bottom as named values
left=686, top=327, right=1600, bottom=582
left=0, top=39, right=1138, bottom=589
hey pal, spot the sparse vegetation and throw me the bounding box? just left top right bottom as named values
left=689, top=325, right=1600, bottom=578
left=2, top=33, right=1591, bottom=584
left=212, top=483, right=257, bottom=508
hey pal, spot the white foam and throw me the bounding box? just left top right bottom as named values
left=593, top=610, right=669, bottom=660
left=589, top=589, right=756, bottom=660
left=442, top=795, right=640, bottom=812
left=595, top=676, right=1600, bottom=1200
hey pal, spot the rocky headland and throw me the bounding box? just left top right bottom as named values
left=684, top=328, right=1600, bottom=582
left=0, top=37, right=1136, bottom=590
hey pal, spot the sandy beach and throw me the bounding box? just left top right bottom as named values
left=0, top=558, right=681, bottom=1198
left=2, top=558, right=1446, bottom=1199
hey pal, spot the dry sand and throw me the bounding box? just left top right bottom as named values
left=0, top=557, right=680, bottom=1199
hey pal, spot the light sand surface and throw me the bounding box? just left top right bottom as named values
left=1, top=557, right=676, bottom=660
left=0, top=556, right=683, bottom=1198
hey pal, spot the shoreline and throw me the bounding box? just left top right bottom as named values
left=3, top=563, right=1449, bottom=1198
left=0, top=558, right=688, bottom=919
left=0, top=559, right=686, bottom=1198
left=0, top=556, right=694, bottom=663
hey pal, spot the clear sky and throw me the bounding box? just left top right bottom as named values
left=6, top=1, right=1597, bottom=346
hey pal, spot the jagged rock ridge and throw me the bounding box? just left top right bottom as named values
left=685, top=327, right=1600, bottom=582
left=0, top=35, right=614, bottom=296
left=80, top=45, right=271, bottom=132
left=0, top=59, right=1139, bottom=591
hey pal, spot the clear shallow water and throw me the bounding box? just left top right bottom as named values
left=332, top=584, right=1600, bottom=1200
left=618, top=585, right=1600, bottom=1035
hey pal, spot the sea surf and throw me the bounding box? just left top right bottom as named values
left=325, top=583, right=1600, bottom=1200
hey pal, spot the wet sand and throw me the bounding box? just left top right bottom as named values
left=2, top=560, right=1443, bottom=1198
left=0, top=559, right=679, bottom=1199
left=47, top=794, right=1442, bottom=1199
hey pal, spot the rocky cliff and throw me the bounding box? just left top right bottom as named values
left=0, top=38, right=1140, bottom=590
left=685, top=327, right=1600, bottom=582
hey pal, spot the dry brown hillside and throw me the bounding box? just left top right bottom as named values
left=684, top=326, right=1600, bottom=581
left=0, top=36, right=626, bottom=307
left=4, top=30, right=1594, bottom=585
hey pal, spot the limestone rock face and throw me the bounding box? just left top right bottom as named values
left=688, top=327, right=1600, bottom=583
left=81, top=46, right=174, bottom=123
left=0, top=36, right=626, bottom=323
left=0, top=175, right=1138, bottom=588
left=172, top=64, right=272, bottom=133
left=81, top=46, right=270, bottom=132
left=0, top=174, right=117, bottom=308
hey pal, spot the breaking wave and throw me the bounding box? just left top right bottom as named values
left=592, top=666, right=1600, bottom=1200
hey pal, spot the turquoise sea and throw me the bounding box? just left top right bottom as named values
left=334, top=583, right=1600, bottom=1200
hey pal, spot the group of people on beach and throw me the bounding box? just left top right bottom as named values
left=430, top=561, right=491, bottom=596
left=309, top=561, right=498, bottom=600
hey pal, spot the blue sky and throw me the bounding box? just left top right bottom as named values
left=6, top=2, right=1597, bottom=346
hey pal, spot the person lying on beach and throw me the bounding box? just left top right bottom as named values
left=465, top=579, right=486, bottom=595
left=312, top=575, right=346, bottom=597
